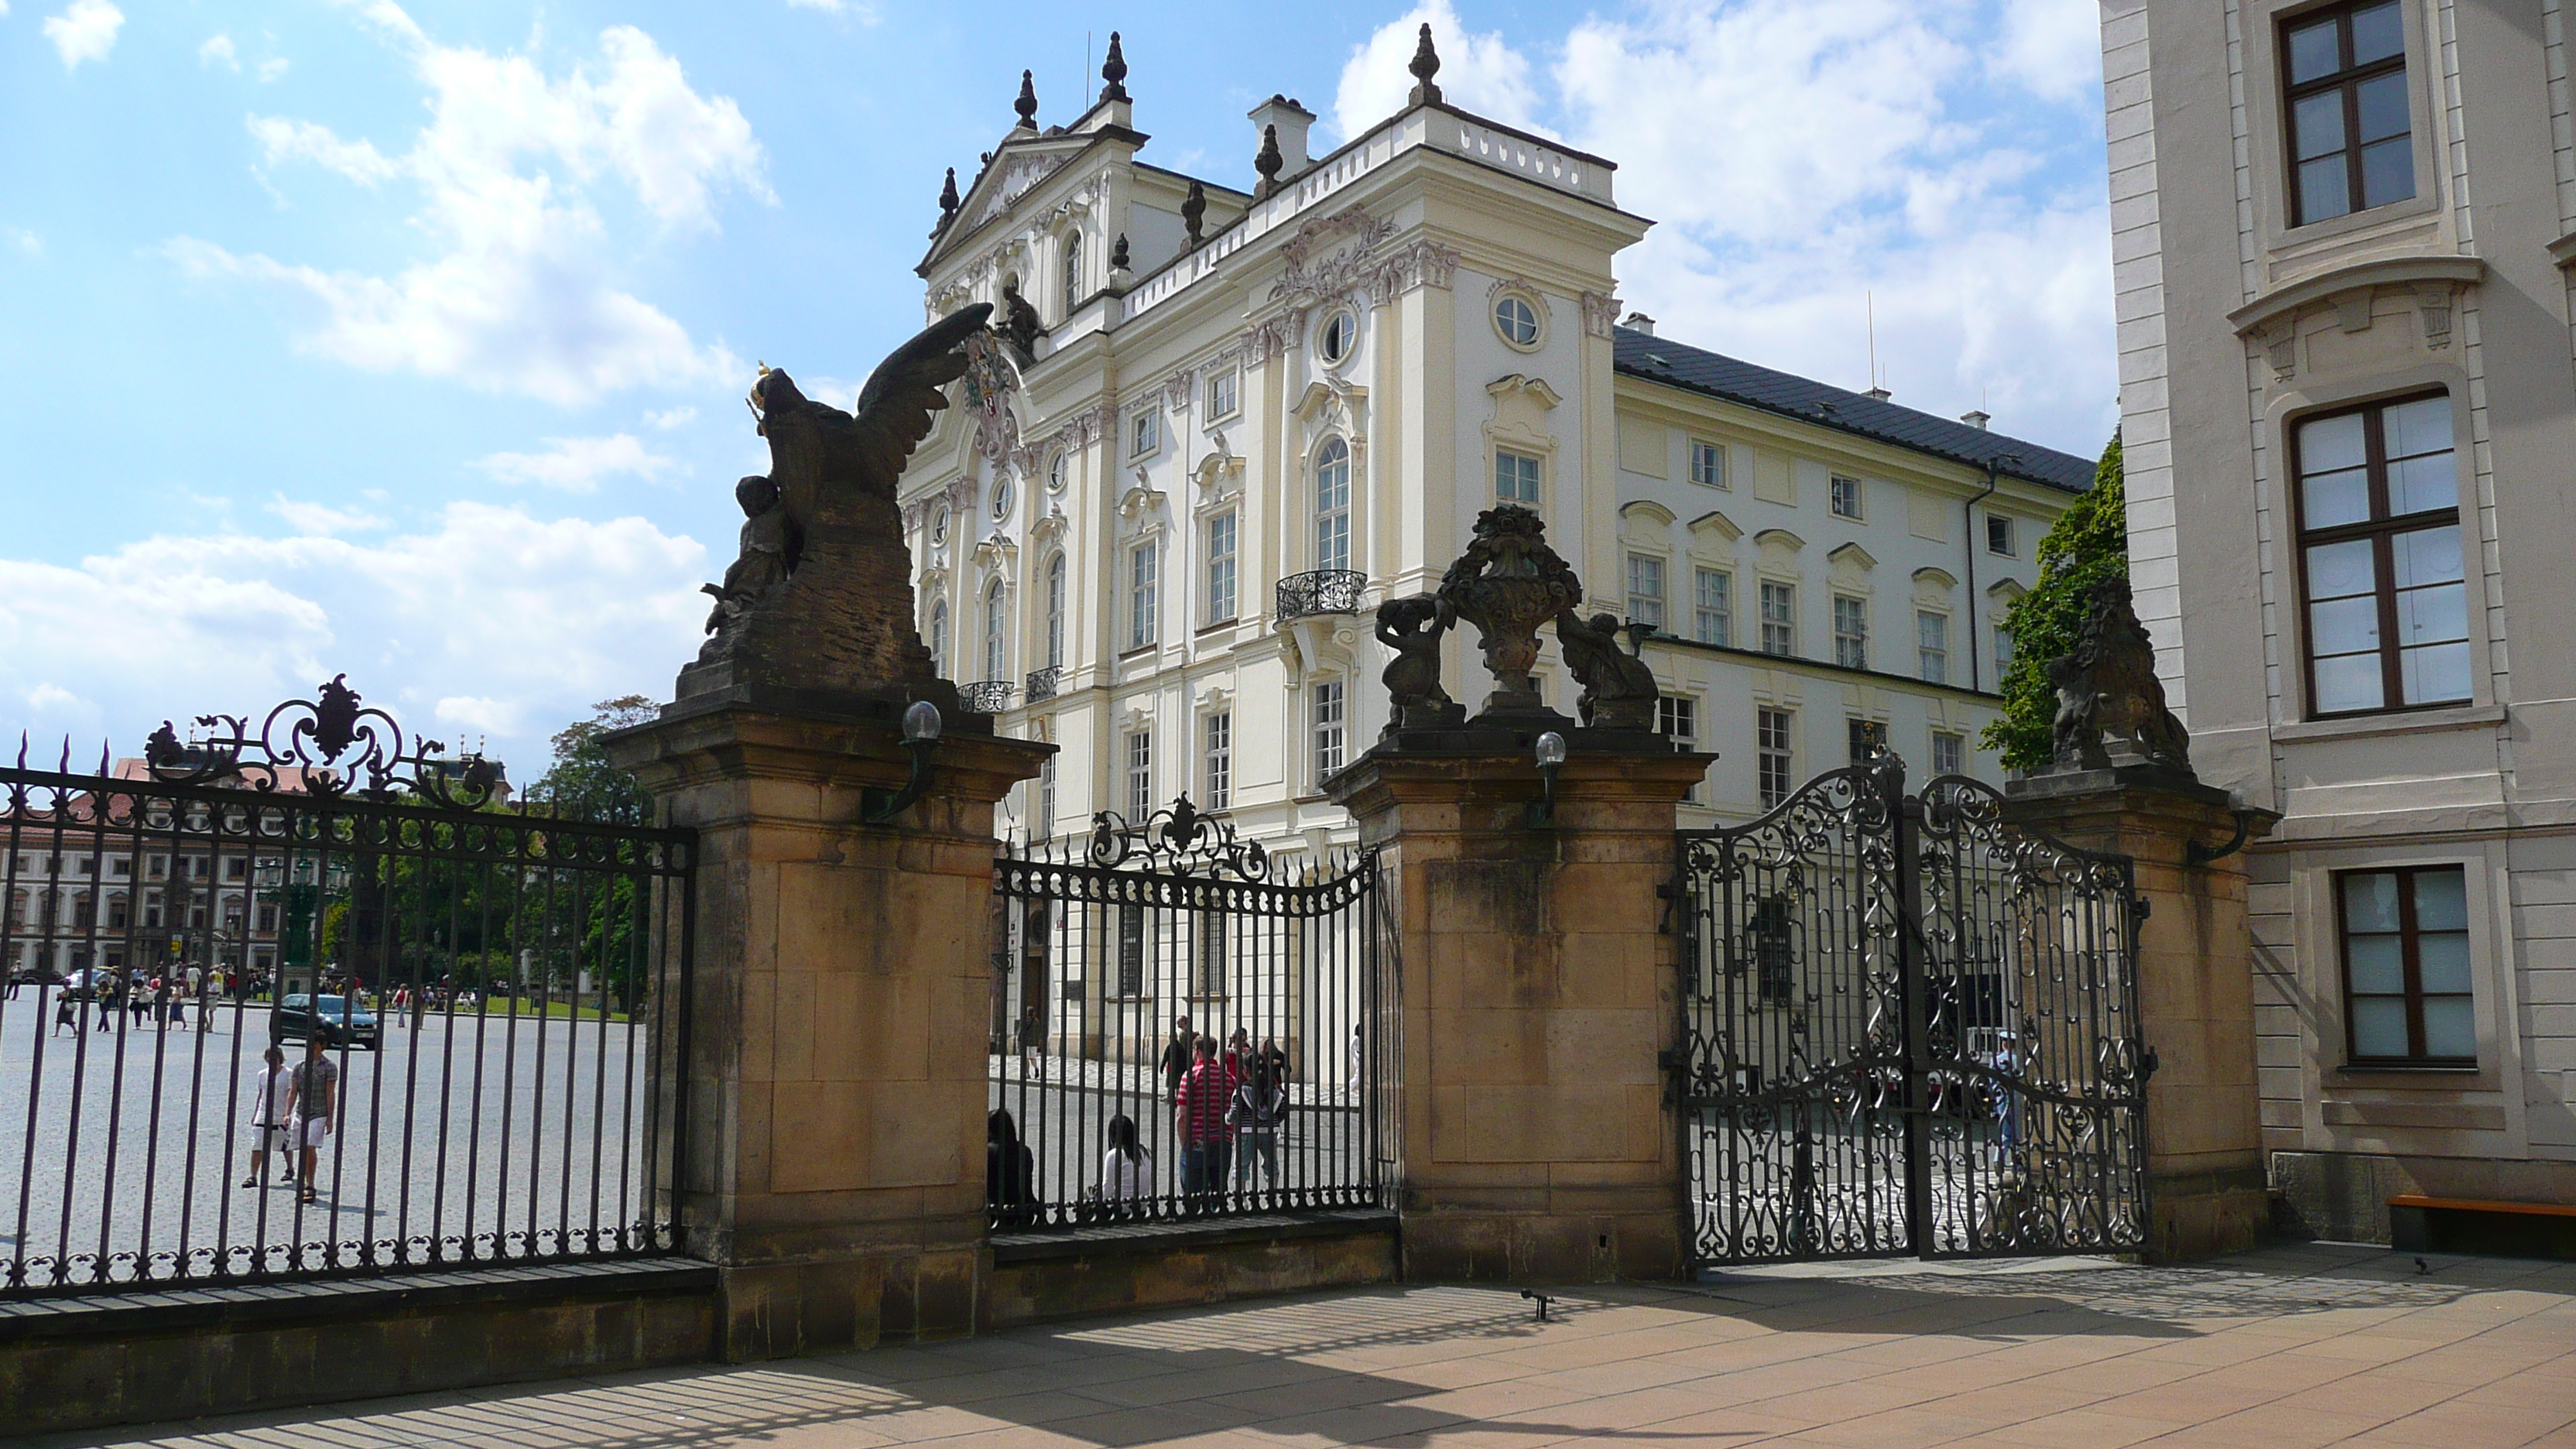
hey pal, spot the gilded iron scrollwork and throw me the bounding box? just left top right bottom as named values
left=142, top=673, right=500, bottom=809
left=1085, top=795, right=1271, bottom=882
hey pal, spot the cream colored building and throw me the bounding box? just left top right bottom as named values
left=2105, top=0, right=2576, bottom=1238
left=896, top=46, right=2093, bottom=879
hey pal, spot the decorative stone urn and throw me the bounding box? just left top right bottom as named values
left=1434, top=505, right=1584, bottom=717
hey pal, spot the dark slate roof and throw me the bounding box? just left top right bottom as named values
left=1612, top=327, right=2096, bottom=494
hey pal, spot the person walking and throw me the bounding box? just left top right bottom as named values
left=1099, top=1114, right=1153, bottom=1211
left=240, top=1046, right=292, bottom=1188
left=199, top=968, right=221, bottom=1032
left=284, top=1033, right=339, bottom=1206
left=1157, top=1015, right=1196, bottom=1099
left=1173, top=1036, right=1234, bottom=1209
left=1228, top=1063, right=1287, bottom=1196
left=53, top=990, right=77, bottom=1037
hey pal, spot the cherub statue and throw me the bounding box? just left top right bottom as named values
left=1374, top=596, right=1463, bottom=736
left=997, top=279, right=1046, bottom=363
left=699, top=475, right=801, bottom=643
left=1553, top=609, right=1661, bottom=731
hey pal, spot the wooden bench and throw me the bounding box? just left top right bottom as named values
left=2389, top=1194, right=2576, bottom=1258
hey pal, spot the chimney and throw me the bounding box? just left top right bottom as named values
left=1621, top=311, right=1656, bottom=337
left=1248, top=95, right=1314, bottom=180
left=1864, top=386, right=1892, bottom=401
left=1960, top=409, right=1990, bottom=430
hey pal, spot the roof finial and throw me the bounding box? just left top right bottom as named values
left=934, top=166, right=961, bottom=235
left=1182, top=179, right=1207, bottom=249
left=1014, top=69, right=1039, bottom=130
left=1110, top=232, right=1131, bottom=271
left=1407, top=22, right=1443, bottom=107
left=1100, top=31, right=1129, bottom=104
left=1253, top=124, right=1284, bottom=199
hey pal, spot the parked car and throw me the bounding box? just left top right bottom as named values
left=271, top=993, right=380, bottom=1050
left=9, top=965, right=68, bottom=991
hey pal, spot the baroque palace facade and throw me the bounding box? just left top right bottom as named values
left=2106, top=0, right=2576, bottom=1236
left=897, top=36, right=2094, bottom=871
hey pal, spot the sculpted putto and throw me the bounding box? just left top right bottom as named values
left=1553, top=609, right=1660, bottom=731
left=1373, top=596, right=1464, bottom=736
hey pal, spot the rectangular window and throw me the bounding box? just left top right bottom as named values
left=1117, top=905, right=1149, bottom=998
left=1759, top=581, right=1797, bottom=657
left=1204, top=712, right=1231, bottom=810
left=1206, top=370, right=1238, bottom=420
left=1689, top=440, right=1726, bottom=488
left=1626, top=553, right=1666, bottom=630
left=1129, top=409, right=1160, bottom=458
left=1127, top=730, right=1153, bottom=820
left=1987, top=515, right=2016, bottom=557
left=2284, top=0, right=2413, bottom=227
left=1930, top=731, right=1965, bottom=776
left=1036, top=755, right=1056, bottom=838
left=1917, top=611, right=1949, bottom=685
left=1830, top=474, right=1863, bottom=519
left=1313, top=679, right=1345, bottom=782
left=1694, top=568, right=1732, bottom=646
left=1847, top=718, right=1889, bottom=766
left=1660, top=696, right=1699, bottom=803
left=1995, top=624, right=2016, bottom=679
left=1758, top=707, right=1795, bottom=810
left=1205, top=512, right=1237, bottom=624
left=1833, top=594, right=1869, bottom=670
left=2295, top=393, right=2466, bottom=716
left=1751, top=897, right=1794, bottom=1007
left=2339, top=865, right=2473, bottom=1064
left=1128, top=543, right=1158, bottom=652
left=1197, top=917, right=1227, bottom=997
left=1495, top=449, right=1541, bottom=505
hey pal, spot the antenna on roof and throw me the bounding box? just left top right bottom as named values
left=1866, top=289, right=1878, bottom=393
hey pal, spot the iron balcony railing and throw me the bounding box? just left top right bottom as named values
left=1275, top=570, right=1367, bottom=622
left=1023, top=666, right=1064, bottom=704
left=959, top=680, right=1017, bottom=714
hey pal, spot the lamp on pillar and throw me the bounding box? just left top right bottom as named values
left=862, top=701, right=944, bottom=824
left=1526, top=731, right=1567, bottom=827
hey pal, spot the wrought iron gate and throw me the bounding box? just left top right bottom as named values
left=1671, top=758, right=2150, bottom=1265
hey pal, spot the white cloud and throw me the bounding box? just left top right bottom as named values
left=166, top=5, right=769, bottom=406
left=267, top=498, right=387, bottom=535
left=26, top=683, right=80, bottom=712
left=1331, top=1, right=1540, bottom=141
left=258, top=57, right=289, bottom=82
left=200, top=33, right=238, bottom=70
left=6, top=228, right=39, bottom=258
left=644, top=405, right=697, bottom=429
left=1995, top=0, right=2105, bottom=104
left=0, top=503, right=707, bottom=772
left=785, top=0, right=882, bottom=19
left=43, top=0, right=121, bottom=69
left=475, top=433, right=676, bottom=492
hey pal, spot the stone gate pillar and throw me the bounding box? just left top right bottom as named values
left=1327, top=737, right=1708, bottom=1282
left=609, top=692, right=1047, bottom=1358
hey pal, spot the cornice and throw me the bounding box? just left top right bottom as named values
left=2226, top=254, right=2485, bottom=337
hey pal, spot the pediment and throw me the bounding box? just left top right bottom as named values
left=922, top=132, right=1112, bottom=271
left=1828, top=542, right=1878, bottom=571
left=1485, top=374, right=1563, bottom=409
left=1687, top=509, right=1742, bottom=543
left=1753, top=527, right=1807, bottom=553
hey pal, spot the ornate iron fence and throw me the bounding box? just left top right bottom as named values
left=1275, top=570, right=1367, bottom=621
left=1670, top=756, right=2146, bottom=1266
left=987, top=798, right=1389, bottom=1231
left=959, top=680, right=1017, bottom=714
left=0, top=680, right=692, bottom=1297
left=1023, top=666, right=1064, bottom=704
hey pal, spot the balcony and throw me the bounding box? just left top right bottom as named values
left=1023, top=665, right=1064, bottom=704
left=958, top=680, right=1017, bottom=714
left=1276, top=570, right=1367, bottom=622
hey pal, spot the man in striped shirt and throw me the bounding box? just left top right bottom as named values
left=1172, top=1036, right=1235, bottom=1208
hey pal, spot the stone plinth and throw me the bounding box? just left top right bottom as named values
left=2005, top=766, right=2276, bottom=1262
left=1327, top=738, right=1708, bottom=1283
left=607, top=689, right=1049, bottom=1359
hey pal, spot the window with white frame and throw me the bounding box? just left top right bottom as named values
left=1830, top=474, right=1863, bottom=519
left=1060, top=232, right=1083, bottom=317
left=1986, top=515, right=2016, bottom=557
left=1695, top=567, right=1732, bottom=646
left=1995, top=622, right=2016, bottom=678
left=1626, top=553, right=1666, bottom=630
left=981, top=578, right=1007, bottom=682
left=1204, top=712, right=1231, bottom=810
left=1044, top=553, right=1066, bottom=669
left=1129, top=408, right=1160, bottom=459
left=1758, top=707, right=1795, bottom=810
left=1930, top=731, right=1965, bottom=776
left=928, top=599, right=949, bottom=676
left=1847, top=718, right=1889, bottom=766
left=1495, top=449, right=1541, bottom=506
left=1126, top=729, right=1153, bottom=820
left=1318, top=309, right=1357, bottom=364
left=1206, top=369, right=1238, bottom=420
left=1205, top=512, right=1238, bottom=624
left=1659, top=696, right=1699, bottom=802
left=1689, top=440, right=1726, bottom=488
left=1127, top=542, right=1158, bottom=652
left=1036, top=755, right=1056, bottom=838
left=1312, top=679, right=1346, bottom=782
left=1315, top=439, right=1351, bottom=574
left=1833, top=594, right=1869, bottom=670
left=1917, top=611, right=1948, bottom=685
left=1493, top=293, right=1540, bottom=348
left=1759, top=581, right=1797, bottom=657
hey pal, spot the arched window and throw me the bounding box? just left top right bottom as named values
left=1315, top=437, right=1352, bottom=574
left=982, top=577, right=1008, bottom=683
left=1060, top=233, right=1083, bottom=317
left=1045, top=554, right=1067, bottom=669
left=928, top=600, right=949, bottom=677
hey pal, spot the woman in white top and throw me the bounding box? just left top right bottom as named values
left=1099, top=1113, right=1153, bottom=1208
left=239, top=1045, right=293, bottom=1188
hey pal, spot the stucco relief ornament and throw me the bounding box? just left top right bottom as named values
left=2044, top=576, right=2194, bottom=776
left=958, top=331, right=1023, bottom=464
left=1434, top=503, right=1584, bottom=716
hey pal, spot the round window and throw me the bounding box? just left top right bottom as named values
left=1047, top=451, right=1067, bottom=492
left=930, top=507, right=950, bottom=545
left=1318, top=310, right=1357, bottom=365
left=991, top=475, right=1014, bottom=520
left=1495, top=294, right=1540, bottom=348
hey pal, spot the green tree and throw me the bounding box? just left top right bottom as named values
left=1982, top=432, right=2128, bottom=772
left=524, top=696, right=662, bottom=1011
left=526, top=695, right=658, bottom=824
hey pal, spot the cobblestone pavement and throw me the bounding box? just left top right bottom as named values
left=40, top=1242, right=2576, bottom=1448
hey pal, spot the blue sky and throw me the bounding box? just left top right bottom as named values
left=0, top=0, right=2110, bottom=776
